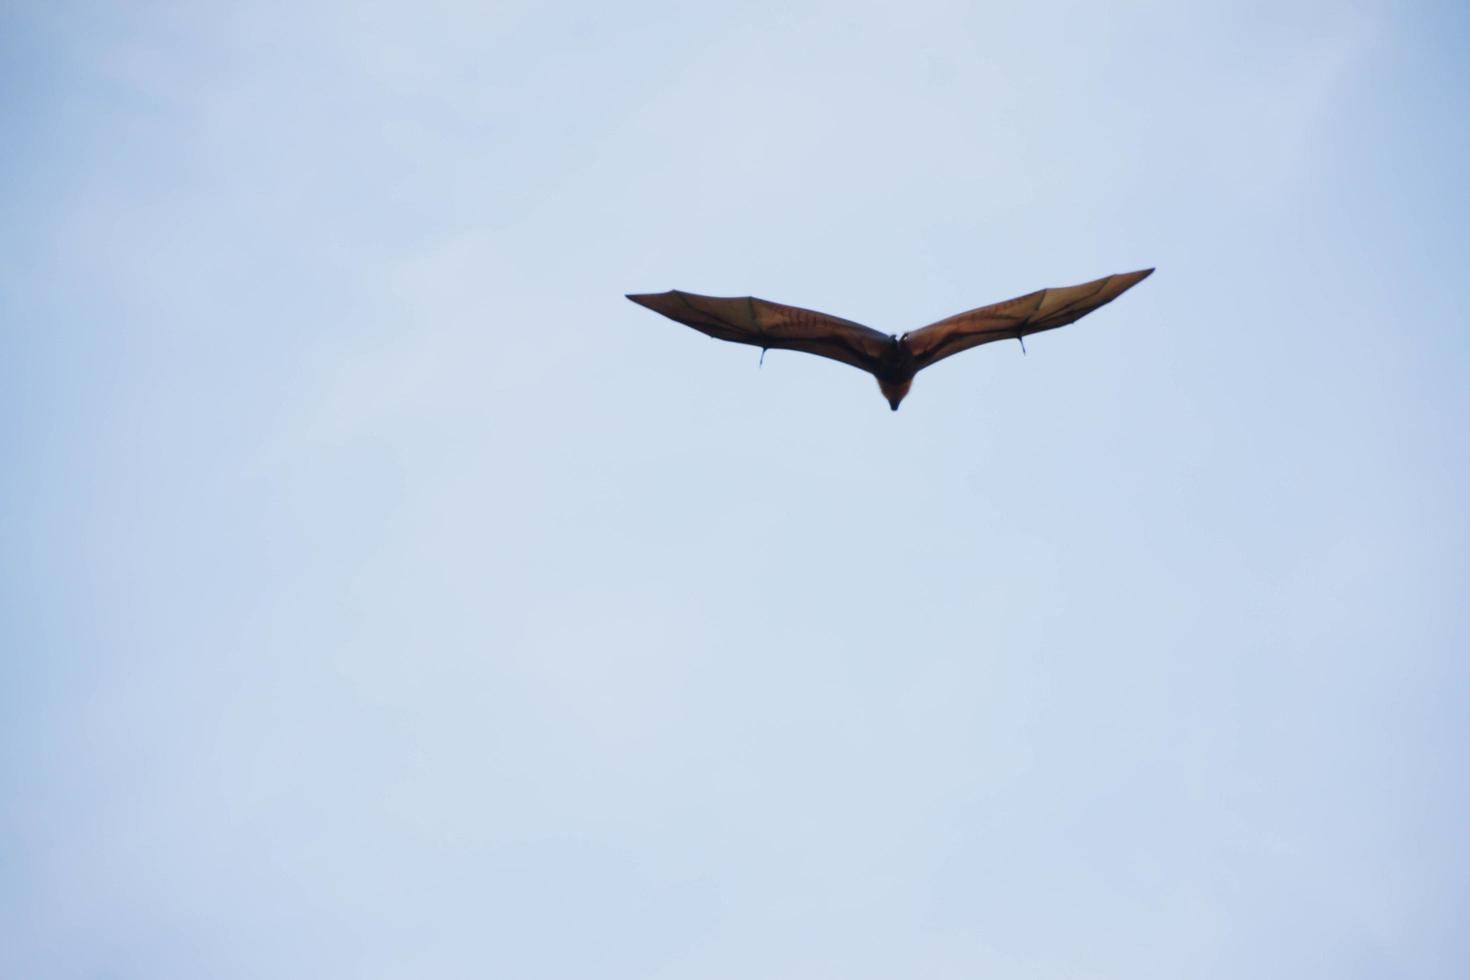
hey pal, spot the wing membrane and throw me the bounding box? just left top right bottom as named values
left=626, top=290, right=891, bottom=375
left=905, top=269, right=1154, bottom=370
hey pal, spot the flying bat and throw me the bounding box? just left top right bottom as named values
left=626, top=268, right=1153, bottom=410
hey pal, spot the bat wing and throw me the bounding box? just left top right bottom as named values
left=903, top=268, right=1154, bottom=371
left=626, top=290, right=892, bottom=375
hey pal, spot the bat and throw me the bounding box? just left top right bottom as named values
left=626, top=268, right=1153, bottom=410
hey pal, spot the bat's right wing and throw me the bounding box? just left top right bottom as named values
left=627, top=290, right=893, bottom=375
left=904, top=269, right=1154, bottom=371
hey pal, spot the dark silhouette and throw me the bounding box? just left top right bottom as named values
left=628, top=268, right=1154, bottom=410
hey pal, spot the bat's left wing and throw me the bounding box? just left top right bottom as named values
left=904, top=269, right=1154, bottom=371
left=626, top=290, right=892, bottom=375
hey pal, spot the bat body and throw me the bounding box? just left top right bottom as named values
left=627, top=268, right=1153, bottom=410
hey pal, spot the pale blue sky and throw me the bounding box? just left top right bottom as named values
left=3, top=1, right=1468, bottom=977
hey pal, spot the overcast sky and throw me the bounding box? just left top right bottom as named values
left=3, top=1, right=1468, bottom=977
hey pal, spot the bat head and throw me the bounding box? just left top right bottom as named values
left=878, top=377, right=911, bottom=411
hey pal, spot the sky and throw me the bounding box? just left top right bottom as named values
left=2, top=1, right=1468, bottom=977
